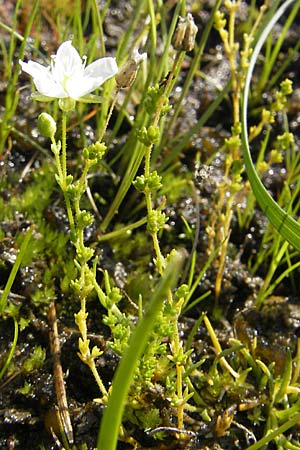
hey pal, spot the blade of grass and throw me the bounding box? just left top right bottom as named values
left=0, top=318, right=18, bottom=381
left=0, top=227, right=33, bottom=312
left=97, top=250, right=185, bottom=450
left=241, top=0, right=300, bottom=251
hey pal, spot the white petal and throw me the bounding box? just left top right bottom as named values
left=65, top=76, right=96, bottom=100
left=19, top=60, right=67, bottom=98
left=52, top=40, right=84, bottom=82
left=19, top=60, right=49, bottom=79
left=84, top=57, right=118, bottom=87
left=34, top=75, right=67, bottom=98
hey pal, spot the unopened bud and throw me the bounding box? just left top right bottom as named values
left=172, top=13, right=198, bottom=52
left=37, top=112, right=57, bottom=138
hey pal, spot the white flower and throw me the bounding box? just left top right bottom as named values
left=19, top=40, right=118, bottom=101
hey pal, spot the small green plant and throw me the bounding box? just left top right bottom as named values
left=17, top=19, right=199, bottom=446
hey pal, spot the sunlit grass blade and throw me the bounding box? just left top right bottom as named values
left=0, top=227, right=33, bottom=312
left=241, top=0, right=300, bottom=251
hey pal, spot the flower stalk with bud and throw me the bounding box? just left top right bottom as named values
left=133, top=14, right=198, bottom=429
left=20, top=41, right=120, bottom=396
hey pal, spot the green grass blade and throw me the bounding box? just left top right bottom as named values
left=0, top=227, right=33, bottom=312
left=0, top=318, right=18, bottom=381
left=97, top=251, right=185, bottom=450
left=241, top=0, right=300, bottom=251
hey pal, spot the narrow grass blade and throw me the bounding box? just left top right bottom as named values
left=0, top=227, right=33, bottom=312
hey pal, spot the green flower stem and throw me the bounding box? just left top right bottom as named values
left=162, top=0, right=223, bottom=146
left=51, top=137, right=64, bottom=181
left=172, top=298, right=185, bottom=429
left=142, top=52, right=184, bottom=275
left=152, top=232, right=164, bottom=275
left=153, top=51, right=182, bottom=128
left=98, top=94, right=117, bottom=143
left=52, top=112, right=108, bottom=399
left=51, top=114, right=75, bottom=236
left=77, top=296, right=108, bottom=397
left=97, top=251, right=185, bottom=450
left=63, top=193, right=75, bottom=240
left=61, top=112, right=68, bottom=183
left=143, top=144, right=165, bottom=273
left=88, top=358, right=108, bottom=397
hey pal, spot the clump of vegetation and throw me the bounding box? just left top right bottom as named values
left=1, top=1, right=300, bottom=449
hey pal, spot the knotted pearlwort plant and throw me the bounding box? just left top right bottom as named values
left=19, top=40, right=119, bottom=406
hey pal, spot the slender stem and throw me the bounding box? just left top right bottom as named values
left=58, top=113, right=75, bottom=235
left=153, top=51, right=181, bottom=127
left=61, top=112, right=67, bottom=183
left=98, top=94, right=118, bottom=142
left=152, top=233, right=164, bottom=274
left=88, top=360, right=108, bottom=397
left=176, top=364, right=184, bottom=429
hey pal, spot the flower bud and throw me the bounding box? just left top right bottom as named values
left=172, top=13, right=198, bottom=52
left=37, top=112, right=57, bottom=138
left=83, top=142, right=107, bottom=163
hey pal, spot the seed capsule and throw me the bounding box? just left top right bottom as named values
left=116, top=48, right=147, bottom=89
left=172, top=13, right=198, bottom=52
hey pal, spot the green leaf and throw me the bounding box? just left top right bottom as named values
left=78, top=94, right=103, bottom=103
left=31, top=92, right=55, bottom=102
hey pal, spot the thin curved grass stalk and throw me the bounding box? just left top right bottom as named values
left=241, top=0, right=300, bottom=252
